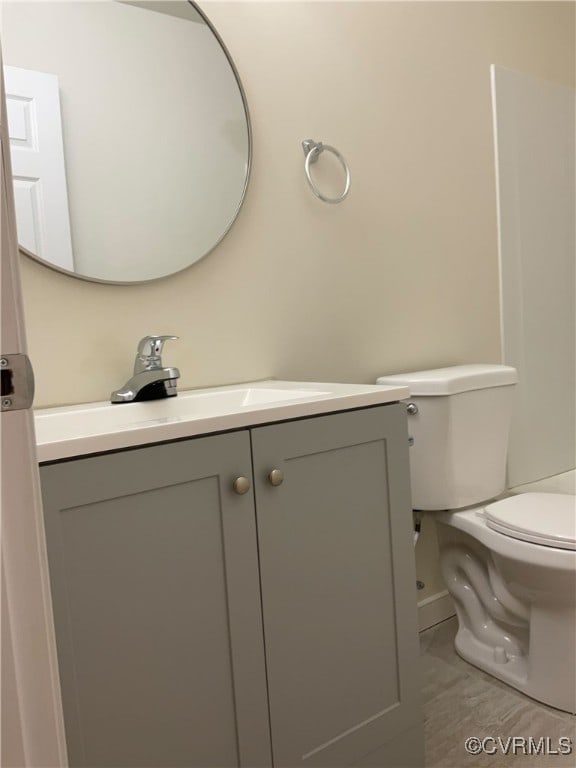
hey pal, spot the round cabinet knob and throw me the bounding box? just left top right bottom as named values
left=268, top=469, right=284, bottom=487
left=406, top=402, right=419, bottom=415
left=232, top=476, right=251, bottom=495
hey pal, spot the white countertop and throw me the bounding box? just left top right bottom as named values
left=34, top=379, right=409, bottom=462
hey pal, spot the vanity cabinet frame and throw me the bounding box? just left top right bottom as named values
left=40, top=404, right=423, bottom=768
left=41, top=430, right=272, bottom=768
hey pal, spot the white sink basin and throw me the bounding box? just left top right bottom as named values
left=35, top=380, right=409, bottom=461
left=237, top=387, right=330, bottom=405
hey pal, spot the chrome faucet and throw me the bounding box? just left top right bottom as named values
left=111, top=335, right=180, bottom=403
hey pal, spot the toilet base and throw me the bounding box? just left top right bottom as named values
left=453, top=625, right=575, bottom=714
left=453, top=625, right=528, bottom=688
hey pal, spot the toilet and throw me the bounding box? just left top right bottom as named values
left=377, top=364, right=576, bottom=714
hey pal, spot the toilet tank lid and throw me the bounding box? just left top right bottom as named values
left=376, top=364, right=518, bottom=396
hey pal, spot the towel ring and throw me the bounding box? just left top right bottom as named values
left=302, top=139, right=351, bottom=204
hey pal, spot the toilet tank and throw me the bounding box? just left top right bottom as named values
left=377, top=365, right=518, bottom=510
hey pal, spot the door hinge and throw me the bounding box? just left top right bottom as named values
left=0, top=354, right=35, bottom=411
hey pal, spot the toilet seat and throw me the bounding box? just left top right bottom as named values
left=485, top=493, right=576, bottom=550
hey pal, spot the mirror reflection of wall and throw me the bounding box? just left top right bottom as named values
left=2, top=0, right=251, bottom=283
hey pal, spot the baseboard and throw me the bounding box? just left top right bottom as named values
left=418, top=590, right=455, bottom=632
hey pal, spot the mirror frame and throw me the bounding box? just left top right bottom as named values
left=16, top=0, right=252, bottom=285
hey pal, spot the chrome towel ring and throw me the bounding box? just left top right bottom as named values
left=302, top=139, right=351, bottom=204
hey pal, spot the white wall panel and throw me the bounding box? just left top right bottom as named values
left=493, top=66, right=575, bottom=486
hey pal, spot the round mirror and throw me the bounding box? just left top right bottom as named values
left=2, top=0, right=251, bottom=283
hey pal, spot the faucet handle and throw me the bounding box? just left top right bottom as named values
left=135, top=335, right=178, bottom=372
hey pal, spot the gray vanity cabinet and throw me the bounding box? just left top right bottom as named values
left=40, top=404, right=422, bottom=768
left=251, top=405, right=422, bottom=767
left=40, top=431, right=272, bottom=768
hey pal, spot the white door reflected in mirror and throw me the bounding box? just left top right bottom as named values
left=4, top=65, right=74, bottom=272
left=2, top=0, right=251, bottom=284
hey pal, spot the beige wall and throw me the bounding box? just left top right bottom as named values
left=21, top=1, right=575, bottom=408
left=18, top=1, right=575, bottom=606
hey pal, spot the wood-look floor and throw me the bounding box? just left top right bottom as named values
left=420, top=617, right=576, bottom=767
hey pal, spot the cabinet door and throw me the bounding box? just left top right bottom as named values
left=251, top=405, right=422, bottom=767
left=40, top=432, right=271, bottom=768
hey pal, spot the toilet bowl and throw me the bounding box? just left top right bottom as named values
left=376, top=365, right=576, bottom=713
left=437, top=497, right=576, bottom=714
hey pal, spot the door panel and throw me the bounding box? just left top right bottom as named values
left=4, top=65, right=73, bottom=269
left=1, top=58, right=67, bottom=767
left=252, top=406, right=422, bottom=767
left=40, top=432, right=271, bottom=768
